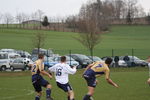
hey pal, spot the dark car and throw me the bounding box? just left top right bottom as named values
left=102, top=56, right=127, bottom=67
left=10, top=58, right=29, bottom=71
left=32, top=48, right=54, bottom=57
left=120, top=56, right=148, bottom=67
left=88, top=56, right=103, bottom=62
left=67, top=54, right=92, bottom=68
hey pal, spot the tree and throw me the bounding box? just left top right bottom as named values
left=32, top=32, right=46, bottom=55
left=66, top=15, right=77, bottom=32
left=146, top=13, right=150, bottom=25
left=36, top=9, right=44, bottom=29
left=42, top=16, right=49, bottom=27
left=0, top=13, right=3, bottom=28
left=126, top=0, right=138, bottom=24
left=126, top=10, right=132, bottom=24
left=16, top=13, right=23, bottom=28
left=75, top=0, right=103, bottom=60
left=4, top=13, right=14, bottom=28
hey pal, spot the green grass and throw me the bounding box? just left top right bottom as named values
left=0, top=25, right=150, bottom=59
left=0, top=67, right=150, bottom=100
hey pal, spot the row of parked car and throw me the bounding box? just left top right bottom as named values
left=0, top=48, right=149, bottom=71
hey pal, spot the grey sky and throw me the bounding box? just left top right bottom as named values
left=0, top=0, right=150, bottom=17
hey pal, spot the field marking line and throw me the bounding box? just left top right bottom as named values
left=0, top=88, right=34, bottom=100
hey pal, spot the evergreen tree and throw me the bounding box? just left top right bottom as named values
left=42, top=16, right=49, bottom=27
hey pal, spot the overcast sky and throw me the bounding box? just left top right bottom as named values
left=0, top=0, right=150, bottom=17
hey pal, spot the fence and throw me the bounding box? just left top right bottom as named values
left=52, top=49, right=150, bottom=59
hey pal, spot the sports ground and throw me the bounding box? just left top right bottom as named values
left=0, top=68, right=149, bottom=100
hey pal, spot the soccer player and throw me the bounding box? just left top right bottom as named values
left=49, top=56, right=77, bottom=100
left=147, top=56, right=150, bottom=66
left=83, top=57, right=119, bottom=100
left=31, top=54, right=53, bottom=100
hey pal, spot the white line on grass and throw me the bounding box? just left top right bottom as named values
left=0, top=88, right=34, bottom=100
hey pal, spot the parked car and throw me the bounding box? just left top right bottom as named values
left=10, top=58, right=29, bottom=71
left=120, top=56, right=148, bottom=67
left=44, top=57, right=57, bottom=70
left=102, top=56, right=127, bottom=67
left=53, top=56, right=80, bottom=68
left=0, top=52, right=21, bottom=71
left=32, top=48, right=54, bottom=57
left=88, top=56, right=104, bottom=62
left=67, top=54, right=92, bottom=68
left=0, top=49, right=16, bottom=53
left=16, top=50, right=31, bottom=58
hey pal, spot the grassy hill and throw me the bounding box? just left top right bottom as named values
left=0, top=25, right=150, bottom=59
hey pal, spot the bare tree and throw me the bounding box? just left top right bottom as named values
left=4, top=13, right=14, bottom=28
left=16, top=13, right=24, bottom=28
left=32, top=32, right=46, bottom=55
left=146, top=11, right=150, bottom=25
left=31, top=12, right=38, bottom=29
left=36, top=9, right=44, bottom=29
left=66, top=15, right=77, bottom=32
left=75, top=0, right=103, bottom=59
left=0, top=13, right=3, bottom=28
left=125, top=0, right=138, bottom=24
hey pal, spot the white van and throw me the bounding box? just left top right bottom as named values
left=0, top=52, right=20, bottom=71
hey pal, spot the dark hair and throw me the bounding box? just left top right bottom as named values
left=105, top=57, right=113, bottom=65
left=38, top=54, right=44, bottom=59
left=61, top=56, right=66, bottom=62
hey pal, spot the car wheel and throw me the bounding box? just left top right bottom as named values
left=25, top=66, right=29, bottom=70
left=10, top=66, right=14, bottom=71
left=1, top=66, right=6, bottom=71
left=77, top=65, right=82, bottom=69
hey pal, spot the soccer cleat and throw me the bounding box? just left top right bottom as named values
left=46, top=97, right=53, bottom=100
left=90, top=97, right=94, bottom=100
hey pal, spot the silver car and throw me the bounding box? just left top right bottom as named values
left=10, top=58, right=29, bottom=71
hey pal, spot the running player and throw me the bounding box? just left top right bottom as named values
left=31, top=54, right=53, bottom=100
left=49, top=56, right=77, bottom=100
left=83, top=57, right=119, bottom=100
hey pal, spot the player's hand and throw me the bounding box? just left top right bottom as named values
left=49, top=75, right=52, bottom=79
left=114, top=84, right=119, bottom=88
left=96, top=80, right=99, bottom=85
left=73, top=66, right=77, bottom=69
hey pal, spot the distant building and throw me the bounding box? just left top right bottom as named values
left=22, top=20, right=41, bottom=24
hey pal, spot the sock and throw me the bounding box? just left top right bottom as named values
left=35, top=95, right=40, bottom=100
left=83, top=94, right=91, bottom=100
left=71, top=99, right=75, bottom=100
left=46, top=88, right=51, bottom=98
left=68, top=96, right=70, bottom=100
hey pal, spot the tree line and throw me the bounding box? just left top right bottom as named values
left=0, top=0, right=150, bottom=32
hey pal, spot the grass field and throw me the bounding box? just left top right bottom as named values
left=0, top=67, right=150, bottom=100
left=0, top=25, right=150, bottom=58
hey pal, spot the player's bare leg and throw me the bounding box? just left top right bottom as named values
left=67, top=90, right=75, bottom=100
left=46, top=84, right=53, bottom=100
left=35, top=92, right=42, bottom=100
left=83, top=86, right=95, bottom=100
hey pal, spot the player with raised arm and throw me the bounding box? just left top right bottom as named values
left=31, top=54, right=53, bottom=100
left=83, top=57, right=119, bottom=100
left=49, top=56, right=77, bottom=100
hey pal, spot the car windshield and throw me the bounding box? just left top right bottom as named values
left=132, top=56, right=140, bottom=60
left=54, top=56, right=74, bottom=61
left=66, top=56, right=75, bottom=61
left=93, top=57, right=102, bottom=61
left=32, top=49, right=53, bottom=56
left=77, top=55, right=90, bottom=60
left=0, top=54, right=8, bottom=59
left=44, top=57, right=53, bottom=62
